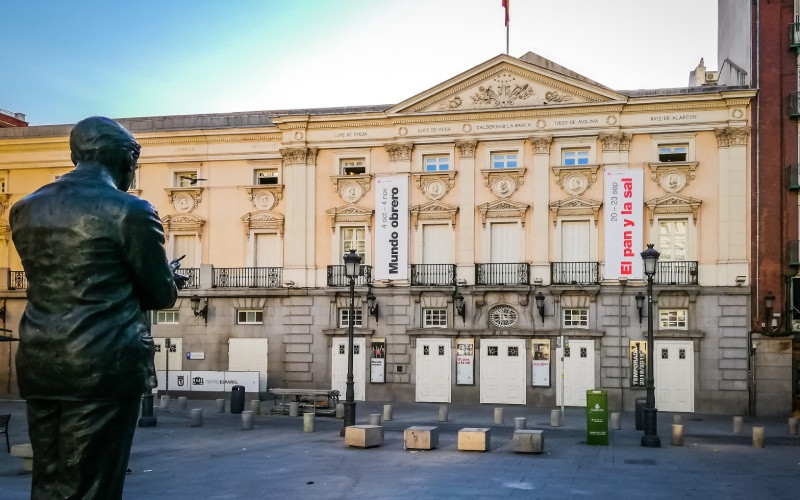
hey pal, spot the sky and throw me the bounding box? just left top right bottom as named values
left=2, top=0, right=718, bottom=126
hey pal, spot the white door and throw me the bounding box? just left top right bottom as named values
left=555, top=339, right=595, bottom=407
left=154, top=337, right=182, bottom=371
left=228, top=338, right=269, bottom=393
left=415, top=338, right=452, bottom=402
left=654, top=340, right=694, bottom=412
left=490, top=222, right=522, bottom=284
left=254, top=233, right=280, bottom=267
left=331, top=337, right=366, bottom=401
left=480, top=338, right=526, bottom=405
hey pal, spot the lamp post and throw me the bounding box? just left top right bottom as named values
left=640, top=243, right=661, bottom=448
left=342, top=249, right=362, bottom=435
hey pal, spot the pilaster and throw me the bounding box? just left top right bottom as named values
left=456, top=141, right=477, bottom=284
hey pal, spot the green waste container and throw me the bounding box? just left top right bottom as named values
left=586, top=390, right=608, bottom=446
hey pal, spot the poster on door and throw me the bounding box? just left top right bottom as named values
left=456, top=338, right=474, bottom=385
left=604, top=169, right=643, bottom=280
left=531, top=339, right=551, bottom=387
left=629, top=341, right=648, bottom=387
left=370, top=338, right=386, bottom=383
left=374, top=175, right=409, bottom=280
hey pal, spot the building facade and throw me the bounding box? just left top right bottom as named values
left=0, top=52, right=757, bottom=414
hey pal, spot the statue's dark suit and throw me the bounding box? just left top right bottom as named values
left=11, top=161, right=177, bottom=498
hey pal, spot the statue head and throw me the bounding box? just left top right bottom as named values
left=69, top=116, right=140, bottom=191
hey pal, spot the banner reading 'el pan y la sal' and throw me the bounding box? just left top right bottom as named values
left=604, top=169, right=643, bottom=280
left=374, top=175, right=409, bottom=280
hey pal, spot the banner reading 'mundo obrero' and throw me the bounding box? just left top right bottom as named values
left=374, top=175, right=409, bottom=280
left=604, top=169, right=643, bottom=280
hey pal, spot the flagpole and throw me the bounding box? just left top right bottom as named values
left=503, top=0, right=509, bottom=54
left=506, top=23, right=509, bottom=55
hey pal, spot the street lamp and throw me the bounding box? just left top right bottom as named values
left=640, top=243, right=661, bottom=448
left=342, top=249, right=362, bottom=435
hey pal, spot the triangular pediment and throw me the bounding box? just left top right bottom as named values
left=410, top=200, right=459, bottom=228
left=645, top=194, right=702, bottom=225
left=477, top=198, right=530, bottom=227
left=389, top=53, right=626, bottom=115
left=325, top=203, right=374, bottom=230
left=548, top=196, right=603, bottom=227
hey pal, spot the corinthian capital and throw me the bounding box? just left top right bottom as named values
left=456, top=140, right=478, bottom=158
left=530, top=136, right=552, bottom=154
left=280, top=147, right=308, bottom=166
left=715, top=127, right=750, bottom=148
left=384, top=143, right=413, bottom=162
left=600, top=132, right=632, bottom=152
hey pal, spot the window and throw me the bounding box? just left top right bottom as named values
left=341, top=227, right=366, bottom=261
left=562, top=148, right=589, bottom=166
left=659, top=309, right=687, bottom=329
left=0, top=175, right=7, bottom=193
left=340, top=158, right=366, bottom=175
left=254, top=168, right=279, bottom=185
left=491, top=152, right=518, bottom=169
left=423, top=155, right=449, bottom=171
left=563, top=308, right=588, bottom=328
left=658, top=144, right=688, bottom=162
left=237, top=310, right=264, bottom=325
left=338, top=308, right=363, bottom=328
left=488, top=305, right=518, bottom=328
left=659, top=220, right=688, bottom=261
left=173, top=170, right=197, bottom=187
left=155, top=310, right=179, bottom=324
left=423, top=308, right=448, bottom=328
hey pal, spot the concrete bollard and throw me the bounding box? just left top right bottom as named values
left=610, top=412, right=621, bottom=430
left=438, top=404, right=449, bottom=422
left=303, top=412, right=315, bottom=433
left=288, top=401, right=300, bottom=417
left=250, top=400, right=260, bottom=415
left=752, top=426, right=765, bottom=448
left=178, top=396, right=188, bottom=410
left=190, top=409, right=203, bottom=427
left=673, top=414, right=682, bottom=425
left=369, top=413, right=382, bottom=426
left=383, top=404, right=393, bottom=421
left=336, top=403, right=344, bottom=419
left=241, top=411, right=254, bottom=430
left=788, top=417, right=798, bottom=436
left=672, top=424, right=684, bottom=446
left=159, top=395, right=170, bottom=409
left=732, top=415, right=743, bottom=434
left=514, top=417, right=526, bottom=430
left=550, top=409, right=562, bottom=427
left=494, top=407, right=504, bottom=425
left=216, top=399, right=226, bottom=413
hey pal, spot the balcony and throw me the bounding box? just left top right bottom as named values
left=213, top=267, right=282, bottom=288
left=411, top=264, right=456, bottom=286
left=475, top=263, right=529, bottom=286
left=550, top=262, right=600, bottom=285
left=327, top=265, right=372, bottom=287
left=790, top=92, right=800, bottom=119
left=654, top=261, right=698, bottom=285
left=181, top=268, right=200, bottom=289
left=9, top=271, right=27, bottom=290
left=790, top=23, right=800, bottom=50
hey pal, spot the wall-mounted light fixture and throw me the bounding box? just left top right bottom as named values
left=453, top=290, right=466, bottom=322
left=366, top=284, right=379, bottom=323
left=635, top=291, right=645, bottom=325
left=190, top=295, right=208, bottom=323
left=735, top=276, right=746, bottom=286
left=534, top=291, right=545, bottom=324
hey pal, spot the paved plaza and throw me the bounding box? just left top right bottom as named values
left=1, top=397, right=798, bottom=499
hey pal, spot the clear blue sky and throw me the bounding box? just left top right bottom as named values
left=3, top=1, right=718, bottom=126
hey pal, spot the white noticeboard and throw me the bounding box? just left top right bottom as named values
left=456, top=339, right=474, bottom=385
left=604, top=169, right=643, bottom=280
left=374, top=175, right=409, bottom=280
left=531, top=339, right=551, bottom=387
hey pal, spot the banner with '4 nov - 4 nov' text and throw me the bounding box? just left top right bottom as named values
left=374, top=175, right=408, bottom=280
left=604, top=169, right=643, bottom=280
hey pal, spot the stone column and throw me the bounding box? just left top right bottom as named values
left=715, top=127, right=750, bottom=284
left=456, top=141, right=477, bottom=283
left=530, top=136, right=552, bottom=277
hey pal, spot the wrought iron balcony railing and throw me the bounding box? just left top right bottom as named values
left=213, top=267, right=282, bottom=288
left=327, top=265, right=372, bottom=287
left=475, top=263, right=529, bottom=286
left=180, top=268, right=200, bottom=289
left=654, top=261, right=698, bottom=285
left=550, top=262, right=600, bottom=285
left=9, top=271, right=27, bottom=290
left=411, top=264, right=456, bottom=286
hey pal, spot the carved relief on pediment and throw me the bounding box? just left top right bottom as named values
left=165, top=187, right=203, bottom=214
left=481, top=168, right=526, bottom=199
left=646, top=162, right=698, bottom=194
left=412, top=171, right=457, bottom=201
left=241, top=210, right=284, bottom=236
left=325, top=204, right=373, bottom=231
left=410, top=201, right=459, bottom=228
left=645, top=194, right=702, bottom=225
left=162, top=213, right=206, bottom=237
left=477, top=199, right=530, bottom=227
left=552, top=165, right=600, bottom=196
left=331, top=174, right=373, bottom=203
left=548, top=196, right=602, bottom=227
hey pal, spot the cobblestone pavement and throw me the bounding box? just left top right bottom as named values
left=1, top=397, right=798, bottom=499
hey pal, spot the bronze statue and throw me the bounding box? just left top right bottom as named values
left=10, top=116, right=180, bottom=499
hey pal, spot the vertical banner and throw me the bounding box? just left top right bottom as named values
left=531, top=339, right=551, bottom=387
left=456, top=339, right=474, bottom=385
left=604, top=169, right=643, bottom=280
left=629, top=340, right=647, bottom=387
left=374, top=175, right=409, bottom=280
left=370, top=338, right=386, bottom=383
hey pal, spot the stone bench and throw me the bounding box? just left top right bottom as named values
left=345, top=425, right=383, bottom=448
left=458, top=428, right=490, bottom=452
left=11, top=443, right=33, bottom=472
left=404, top=426, right=439, bottom=450
left=512, top=429, right=544, bottom=454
